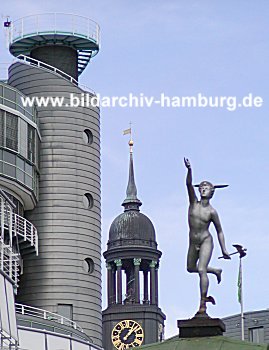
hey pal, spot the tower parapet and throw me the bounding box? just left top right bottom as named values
left=8, top=13, right=99, bottom=79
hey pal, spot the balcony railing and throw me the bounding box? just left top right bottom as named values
left=14, top=54, right=96, bottom=95
left=10, top=13, right=100, bottom=47
left=15, top=303, right=84, bottom=333
left=13, top=213, right=38, bottom=255
left=0, top=192, right=38, bottom=255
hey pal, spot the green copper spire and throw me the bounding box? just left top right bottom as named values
left=122, top=139, right=142, bottom=211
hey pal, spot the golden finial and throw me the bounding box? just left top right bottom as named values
left=123, top=122, right=133, bottom=153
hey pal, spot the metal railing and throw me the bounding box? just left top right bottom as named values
left=15, top=303, right=84, bottom=332
left=14, top=55, right=96, bottom=95
left=13, top=214, right=38, bottom=255
left=10, top=13, right=100, bottom=47
left=0, top=193, right=38, bottom=255
left=0, top=240, right=20, bottom=286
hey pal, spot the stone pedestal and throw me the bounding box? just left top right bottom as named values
left=177, top=314, right=226, bottom=338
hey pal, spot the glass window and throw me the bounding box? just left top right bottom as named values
left=17, top=156, right=25, bottom=170
left=26, top=105, right=34, bottom=119
left=16, top=93, right=24, bottom=115
left=0, top=110, right=4, bottom=147
left=72, top=340, right=90, bottom=350
left=249, top=327, right=264, bottom=343
left=17, top=168, right=25, bottom=183
left=18, top=329, right=45, bottom=350
left=47, top=334, right=71, bottom=350
left=6, top=113, right=18, bottom=151
left=19, top=119, right=28, bottom=159
left=33, top=170, right=39, bottom=197
left=36, top=137, right=41, bottom=169
left=25, top=162, right=33, bottom=176
left=27, top=125, right=35, bottom=163
left=25, top=174, right=33, bottom=188
left=3, top=163, right=16, bottom=178
left=3, top=151, right=16, bottom=164
left=57, top=304, right=73, bottom=320
left=4, top=86, right=16, bottom=102
left=0, top=274, right=10, bottom=335
left=5, top=100, right=16, bottom=110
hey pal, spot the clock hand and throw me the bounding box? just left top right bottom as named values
left=123, top=325, right=138, bottom=341
left=123, top=328, right=134, bottom=341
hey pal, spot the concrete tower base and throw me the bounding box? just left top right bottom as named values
left=31, top=46, right=78, bottom=80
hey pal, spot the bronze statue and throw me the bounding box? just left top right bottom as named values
left=184, top=158, right=231, bottom=315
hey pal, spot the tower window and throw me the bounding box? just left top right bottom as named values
left=83, top=129, right=93, bottom=145
left=83, top=258, right=95, bottom=274
left=83, top=193, right=94, bottom=209
left=57, top=304, right=73, bottom=320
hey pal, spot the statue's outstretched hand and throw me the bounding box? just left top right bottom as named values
left=222, top=251, right=231, bottom=260
left=184, top=157, right=191, bottom=169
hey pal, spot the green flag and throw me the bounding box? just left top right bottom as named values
left=237, top=260, right=242, bottom=304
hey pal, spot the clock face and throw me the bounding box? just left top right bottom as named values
left=111, top=320, right=144, bottom=349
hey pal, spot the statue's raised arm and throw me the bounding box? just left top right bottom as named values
left=184, top=157, right=197, bottom=204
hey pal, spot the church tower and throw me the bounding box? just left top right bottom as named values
left=102, top=138, right=166, bottom=350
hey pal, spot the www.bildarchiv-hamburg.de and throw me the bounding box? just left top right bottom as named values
left=20, top=92, right=263, bottom=111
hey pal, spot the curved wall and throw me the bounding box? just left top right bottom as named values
left=31, top=46, right=78, bottom=80
left=8, top=62, right=102, bottom=346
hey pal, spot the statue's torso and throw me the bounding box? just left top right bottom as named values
left=188, top=201, right=213, bottom=244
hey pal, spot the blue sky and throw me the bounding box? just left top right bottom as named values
left=1, top=0, right=269, bottom=339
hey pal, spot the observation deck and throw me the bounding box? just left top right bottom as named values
left=8, top=13, right=100, bottom=77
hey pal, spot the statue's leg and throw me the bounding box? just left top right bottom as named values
left=186, top=243, right=199, bottom=273
left=207, top=266, right=222, bottom=284
left=197, top=236, right=213, bottom=313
